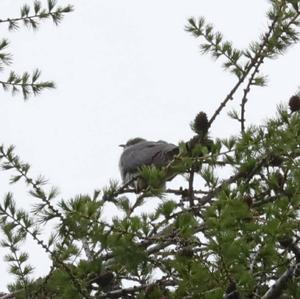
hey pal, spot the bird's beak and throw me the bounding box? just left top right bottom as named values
left=119, top=144, right=125, bottom=148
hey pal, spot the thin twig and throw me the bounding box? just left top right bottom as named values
left=209, top=6, right=282, bottom=128
left=188, top=169, right=195, bottom=207
left=241, top=6, right=300, bottom=132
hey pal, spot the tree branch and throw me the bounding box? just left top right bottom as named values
left=209, top=4, right=283, bottom=128
left=99, top=277, right=177, bottom=298
left=261, top=262, right=300, bottom=299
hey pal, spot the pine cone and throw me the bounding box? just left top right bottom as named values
left=179, top=246, right=194, bottom=258
left=243, top=194, right=253, bottom=208
left=225, top=281, right=240, bottom=299
left=192, top=112, right=209, bottom=135
left=269, top=153, right=283, bottom=167
left=279, top=236, right=293, bottom=248
left=289, top=95, right=300, bottom=112
left=95, top=271, right=114, bottom=288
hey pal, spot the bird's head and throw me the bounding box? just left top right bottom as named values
left=119, top=137, right=146, bottom=149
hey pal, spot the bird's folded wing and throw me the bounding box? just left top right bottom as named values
left=120, top=141, right=178, bottom=172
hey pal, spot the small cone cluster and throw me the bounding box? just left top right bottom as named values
left=192, top=111, right=209, bottom=135
left=289, top=95, right=300, bottom=112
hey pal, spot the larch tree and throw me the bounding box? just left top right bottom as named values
left=0, top=1, right=300, bottom=298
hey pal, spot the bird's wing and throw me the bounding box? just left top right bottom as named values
left=120, top=141, right=178, bottom=175
left=150, top=142, right=179, bottom=166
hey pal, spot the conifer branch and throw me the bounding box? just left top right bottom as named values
left=261, top=262, right=300, bottom=299
left=240, top=3, right=300, bottom=132
left=0, top=1, right=73, bottom=100
left=0, top=292, right=18, bottom=299
left=31, top=264, right=56, bottom=299
left=0, top=70, right=55, bottom=100
left=188, top=169, right=195, bottom=207
left=0, top=39, right=12, bottom=69
left=0, top=144, right=96, bottom=268
left=240, top=55, right=266, bottom=133
left=208, top=8, right=281, bottom=128
left=1, top=1, right=300, bottom=297
left=0, top=212, right=33, bottom=298
left=0, top=145, right=63, bottom=222
left=185, top=18, right=244, bottom=78
left=99, top=277, right=177, bottom=298
left=0, top=0, right=74, bottom=30
left=0, top=194, right=89, bottom=298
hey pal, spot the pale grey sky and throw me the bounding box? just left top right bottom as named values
left=0, top=0, right=299, bottom=290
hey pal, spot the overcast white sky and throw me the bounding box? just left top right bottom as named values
left=0, top=0, right=299, bottom=291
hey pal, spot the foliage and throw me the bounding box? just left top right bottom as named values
left=0, top=1, right=300, bottom=299
left=0, top=0, right=73, bottom=99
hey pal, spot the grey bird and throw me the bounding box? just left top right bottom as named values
left=119, top=137, right=179, bottom=188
